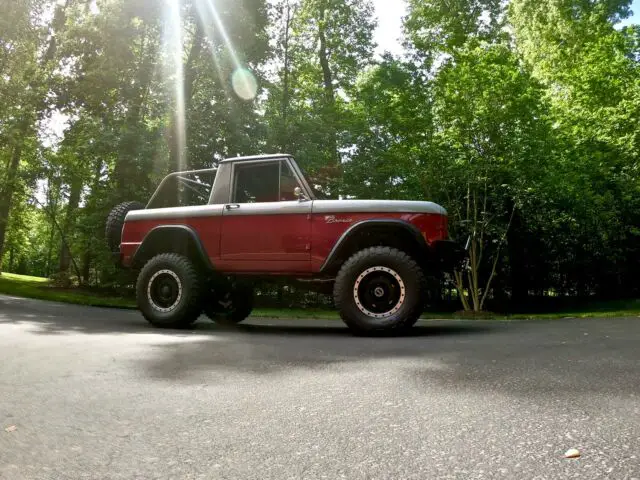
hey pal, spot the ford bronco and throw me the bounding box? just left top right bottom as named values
left=106, top=154, right=463, bottom=334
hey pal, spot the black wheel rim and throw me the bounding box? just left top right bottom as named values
left=353, top=266, right=406, bottom=318
left=148, top=270, right=182, bottom=312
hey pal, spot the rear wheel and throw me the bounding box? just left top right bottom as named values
left=333, top=247, right=425, bottom=335
left=136, top=253, right=203, bottom=329
left=204, top=282, right=254, bottom=325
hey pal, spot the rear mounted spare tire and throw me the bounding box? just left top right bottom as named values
left=105, top=201, right=145, bottom=251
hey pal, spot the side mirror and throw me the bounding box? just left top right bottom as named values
left=294, top=186, right=308, bottom=202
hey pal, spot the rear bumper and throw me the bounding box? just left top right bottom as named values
left=429, top=239, right=466, bottom=272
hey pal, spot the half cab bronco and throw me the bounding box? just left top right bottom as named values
left=106, top=154, right=463, bottom=335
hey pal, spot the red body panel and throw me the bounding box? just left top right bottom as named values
left=120, top=216, right=221, bottom=267
left=121, top=208, right=447, bottom=275
left=219, top=212, right=311, bottom=273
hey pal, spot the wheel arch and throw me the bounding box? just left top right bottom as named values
left=320, top=219, right=430, bottom=276
left=131, top=225, right=213, bottom=271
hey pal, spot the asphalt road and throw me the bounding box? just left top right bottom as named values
left=0, top=295, right=639, bottom=480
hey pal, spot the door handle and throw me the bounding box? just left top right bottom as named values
left=225, top=204, right=240, bottom=210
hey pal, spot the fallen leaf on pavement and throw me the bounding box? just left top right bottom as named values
left=5, top=425, right=17, bottom=433
left=564, top=448, right=581, bottom=459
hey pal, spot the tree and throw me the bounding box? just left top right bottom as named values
left=429, top=44, right=553, bottom=311
left=264, top=0, right=377, bottom=192
left=0, top=0, right=60, bottom=273
left=343, top=56, right=434, bottom=201
left=509, top=0, right=640, bottom=299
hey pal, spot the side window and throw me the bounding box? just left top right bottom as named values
left=280, top=161, right=303, bottom=201
left=232, top=162, right=280, bottom=203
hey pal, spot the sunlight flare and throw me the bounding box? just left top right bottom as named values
left=163, top=0, right=187, bottom=171
left=199, top=0, right=258, bottom=101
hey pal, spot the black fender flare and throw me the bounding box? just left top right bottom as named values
left=131, top=225, right=213, bottom=270
left=319, top=219, right=429, bottom=274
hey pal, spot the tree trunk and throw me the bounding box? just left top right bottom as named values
left=113, top=30, right=158, bottom=198
left=0, top=143, right=23, bottom=273
left=167, top=23, right=204, bottom=173
left=58, top=178, right=82, bottom=274
left=318, top=3, right=334, bottom=104
left=82, top=248, right=91, bottom=286
left=280, top=3, right=293, bottom=151
left=318, top=1, right=338, bottom=166
left=46, top=221, right=56, bottom=278
left=507, top=209, right=528, bottom=308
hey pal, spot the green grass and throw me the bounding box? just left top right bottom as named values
left=1, top=272, right=639, bottom=320
left=0, top=272, right=135, bottom=309
left=1, top=272, right=49, bottom=283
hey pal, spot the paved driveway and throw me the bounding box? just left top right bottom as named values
left=1, top=295, right=639, bottom=479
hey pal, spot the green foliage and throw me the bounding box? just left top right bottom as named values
left=1, top=0, right=640, bottom=309
left=264, top=0, right=377, bottom=189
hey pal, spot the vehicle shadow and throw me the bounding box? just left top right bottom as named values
left=223, top=322, right=494, bottom=337
left=5, top=296, right=638, bottom=400
left=142, top=315, right=640, bottom=400
left=142, top=320, right=502, bottom=382
left=0, top=295, right=496, bottom=338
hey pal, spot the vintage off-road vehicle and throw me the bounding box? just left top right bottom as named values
left=106, top=154, right=463, bottom=334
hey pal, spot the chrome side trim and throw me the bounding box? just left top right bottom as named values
left=222, top=201, right=312, bottom=216
left=126, top=204, right=225, bottom=221
left=312, top=200, right=447, bottom=215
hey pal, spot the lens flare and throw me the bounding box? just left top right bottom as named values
left=198, top=0, right=257, bottom=100
left=231, top=68, right=258, bottom=101
left=163, top=0, right=186, bottom=172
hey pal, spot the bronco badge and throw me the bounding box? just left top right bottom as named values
left=325, top=215, right=353, bottom=224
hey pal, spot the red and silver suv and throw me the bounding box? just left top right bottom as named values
left=106, top=154, right=463, bottom=335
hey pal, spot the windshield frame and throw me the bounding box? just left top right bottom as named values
left=146, top=167, right=218, bottom=209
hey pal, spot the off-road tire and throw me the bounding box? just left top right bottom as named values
left=333, top=247, right=426, bottom=335
left=204, top=284, right=254, bottom=325
left=136, top=253, right=203, bottom=329
left=105, top=201, right=145, bottom=251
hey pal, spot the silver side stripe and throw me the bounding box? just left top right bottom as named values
left=125, top=199, right=446, bottom=222
left=126, top=205, right=225, bottom=221
left=312, top=200, right=447, bottom=216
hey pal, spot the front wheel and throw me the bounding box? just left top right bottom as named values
left=333, top=247, right=426, bottom=335
left=136, top=253, right=203, bottom=329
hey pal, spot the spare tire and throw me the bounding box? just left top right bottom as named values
left=105, top=201, right=145, bottom=251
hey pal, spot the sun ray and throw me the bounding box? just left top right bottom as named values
left=163, top=0, right=187, bottom=172
left=198, top=0, right=258, bottom=100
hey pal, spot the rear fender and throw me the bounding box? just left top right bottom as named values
left=131, top=225, right=213, bottom=270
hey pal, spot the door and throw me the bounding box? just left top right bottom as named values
left=219, top=159, right=312, bottom=273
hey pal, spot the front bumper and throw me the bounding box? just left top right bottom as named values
left=430, top=239, right=466, bottom=272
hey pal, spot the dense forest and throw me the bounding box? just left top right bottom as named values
left=1, top=0, right=639, bottom=311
